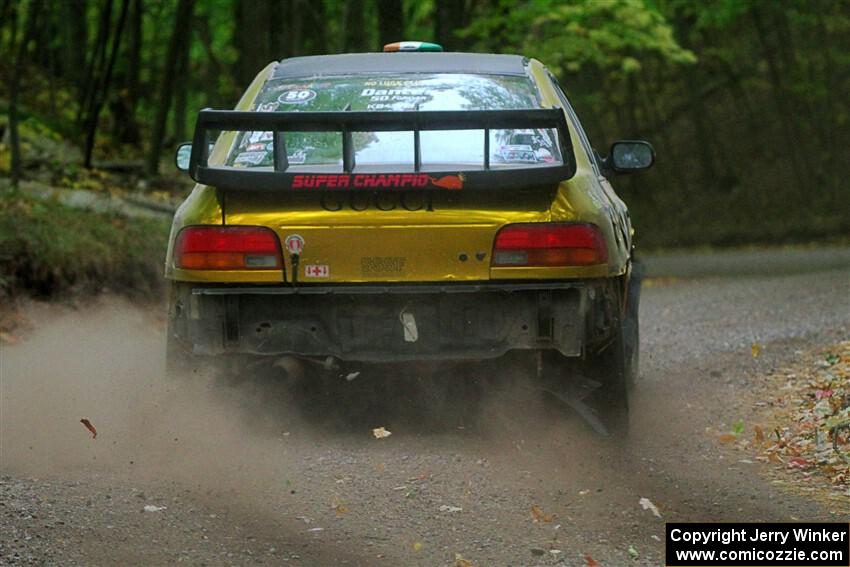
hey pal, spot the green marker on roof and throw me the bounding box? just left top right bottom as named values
left=383, top=41, right=444, bottom=52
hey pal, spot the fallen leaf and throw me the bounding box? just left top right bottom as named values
left=412, top=542, right=423, bottom=552
left=815, top=389, right=834, bottom=400
left=80, top=418, right=97, bottom=439
left=531, top=504, right=554, bottom=523
left=638, top=497, right=662, bottom=518
left=628, top=545, right=639, bottom=560
left=732, top=420, right=745, bottom=436
left=788, top=457, right=811, bottom=469
left=751, top=343, right=761, bottom=358
left=754, top=425, right=765, bottom=443
left=372, top=427, right=392, bottom=439
left=455, top=552, right=473, bottom=567
left=439, top=505, right=462, bottom=513
left=585, top=555, right=600, bottom=567
left=718, top=434, right=736, bottom=443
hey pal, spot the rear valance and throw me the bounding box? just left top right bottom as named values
left=188, top=108, right=575, bottom=191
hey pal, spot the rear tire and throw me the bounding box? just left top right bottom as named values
left=586, top=320, right=630, bottom=436
left=622, top=261, right=642, bottom=388
left=584, top=281, right=631, bottom=436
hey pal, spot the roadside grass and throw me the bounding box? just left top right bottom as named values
left=0, top=190, right=169, bottom=300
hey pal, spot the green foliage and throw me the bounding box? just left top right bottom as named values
left=463, top=0, right=695, bottom=76
left=0, top=193, right=169, bottom=298
left=2, top=0, right=849, bottom=251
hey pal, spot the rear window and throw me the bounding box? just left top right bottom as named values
left=225, top=74, right=562, bottom=170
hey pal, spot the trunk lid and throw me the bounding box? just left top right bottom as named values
left=224, top=188, right=557, bottom=283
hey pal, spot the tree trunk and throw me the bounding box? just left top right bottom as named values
left=305, top=0, right=326, bottom=55
left=434, top=0, right=467, bottom=51
left=173, top=16, right=191, bottom=143
left=196, top=14, right=228, bottom=107
left=287, top=0, right=304, bottom=57
left=268, top=0, right=287, bottom=60
left=234, top=0, right=270, bottom=85
left=377, top=0, right=403, bottom=49
left=9, top=0, right=43, bottom=189
left=83, top=0, right=130, bottom=168
left=146, top=0, right=194, bottom=177
left=78, top=0, right=113, bottom=125
left=121, top=0, right=143, bottom=145
left=63, top=0, right=88, bottom=92
left=750, top=6, right=812, bottom=193
left=344, top=0, right=368, bottom=53
left=1, top=0, right=15, bottom=55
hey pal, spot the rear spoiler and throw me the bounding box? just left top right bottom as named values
left=188, top=108, right=575, bottom=191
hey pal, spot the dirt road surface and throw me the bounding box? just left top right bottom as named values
left=1, top=251, right=848, bottom=566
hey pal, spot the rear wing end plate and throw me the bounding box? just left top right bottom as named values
left=188, top=108, right=575, bottom=191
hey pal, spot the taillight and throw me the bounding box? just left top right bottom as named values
left=174, top=226, right=282, bottom=270
left=492, top=223, right=608, bottom=267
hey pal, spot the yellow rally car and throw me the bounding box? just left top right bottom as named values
left=168, top=45, right=654, bottom=434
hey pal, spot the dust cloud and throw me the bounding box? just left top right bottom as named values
left=0, top=298, right=309, bottom=491
left=0, top=297, right=604, bottom=492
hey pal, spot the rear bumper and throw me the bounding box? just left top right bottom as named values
left=168, top=280, right=614, bottom=363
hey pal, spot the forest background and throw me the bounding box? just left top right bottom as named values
left=1, top=0, right=848, bottom=299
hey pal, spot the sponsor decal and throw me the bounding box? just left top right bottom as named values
left=363, top=79, right=427, bottom=87
left=278, top=89, right=317, bottom=104
left=287, top=149, right=308, bottom=164
left=361, top=256, right=407, bottom=276
left=234, top=151, right=266, bottom=165
left=246, top=143, right=267, bottom=151
left=304, top=264, right=329, bottom=278
left=292, top=173, right=427, bottom=190
left=291, top=173, right=463, bottom=191
left=247, top=131, right=273, bottom=144
left=320, top=190, right=435, bottom=212
left=256, top=101, right=280, bottom=112
left=284, top=234, right=304, bottom=255
left=428, top=174, right=465, bottom=190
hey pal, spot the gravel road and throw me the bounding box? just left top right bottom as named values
left=1, top=251, right=848, bottom=566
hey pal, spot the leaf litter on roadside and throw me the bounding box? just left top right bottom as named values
left=745, top=341, right=850, bottom=499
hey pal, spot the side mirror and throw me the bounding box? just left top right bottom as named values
left=604, top=140, right=655, bottom=174
left=175, top=142, right=192, bottom=171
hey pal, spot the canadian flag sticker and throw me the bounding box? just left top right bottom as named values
left=304, top=264, right=329, bottom=278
